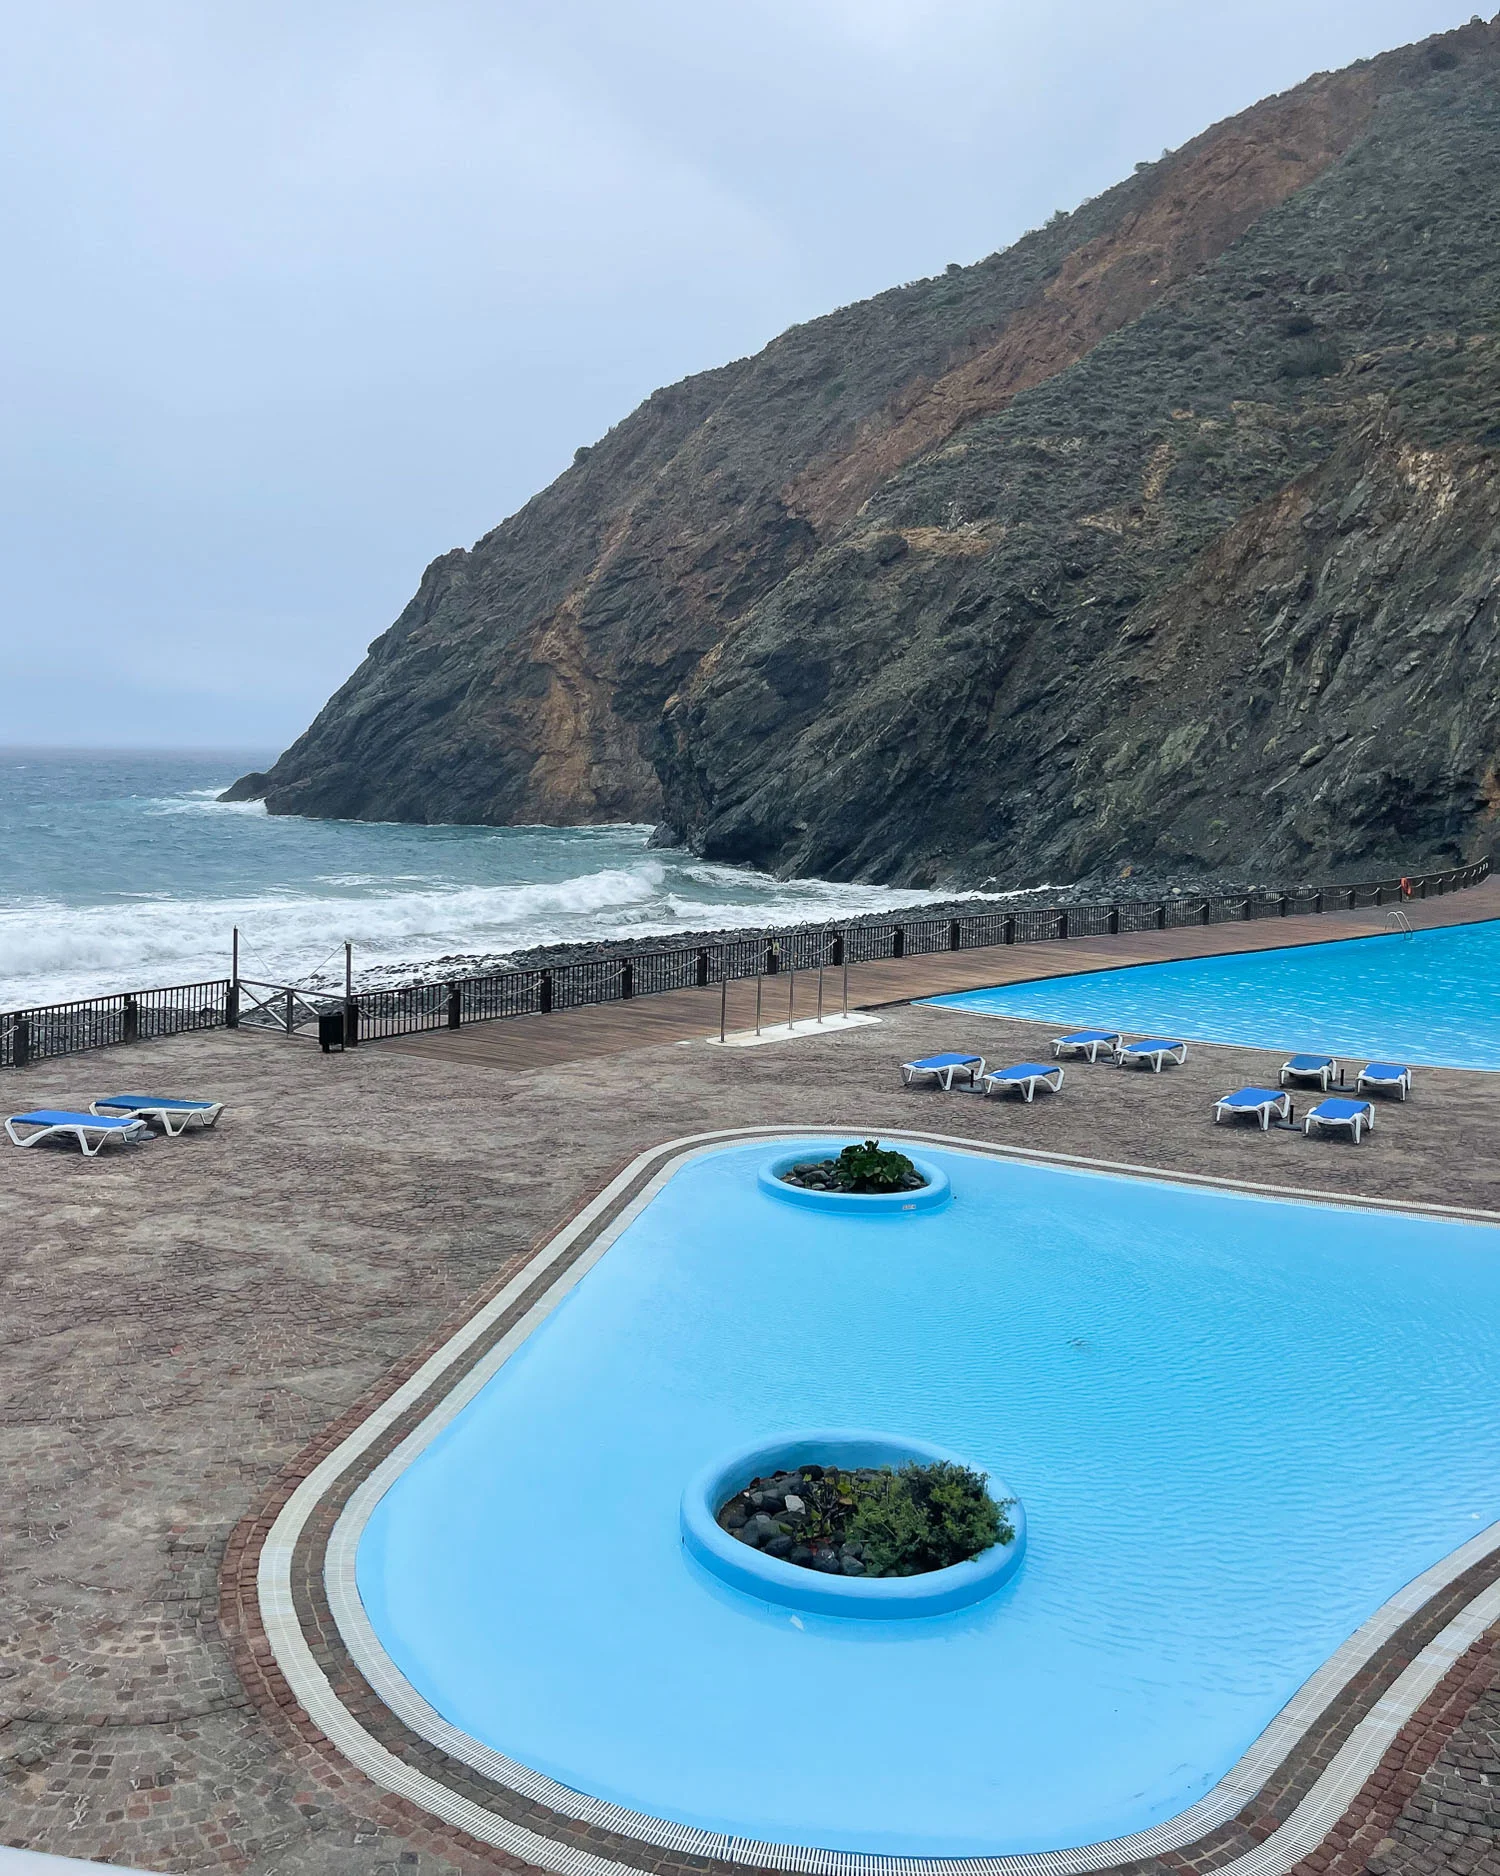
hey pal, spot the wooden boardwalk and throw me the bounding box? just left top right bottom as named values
left=377, top=879, right=1500, bottom=1072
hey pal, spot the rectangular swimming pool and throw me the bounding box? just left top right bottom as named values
left=922, top=918, right=1500, bottom=1069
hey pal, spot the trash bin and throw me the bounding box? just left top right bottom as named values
left=318, top=1009, right=346, bottom=1053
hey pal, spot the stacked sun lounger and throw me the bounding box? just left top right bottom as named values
left=1280, top=1054, right=1339, bottom=1090
left=1051, top=1030, right=1123, bottom=1063
left=1304, top=1097, right=1377, bottom=1144
left=982, top=1062, right=1065, bottom=1102
left=900, top=1052, right=986, bottom=1091
left=1213, top=1088, right=1292, bottom=1131
left=91, top=1094, right=224, bottom=1134
left=1116, top=1038, right=1188, bottom=1072
left=5, top=1110, right=152, bottom=1157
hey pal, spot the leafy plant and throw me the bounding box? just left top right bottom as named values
left=849, top=1462, right=1014, bottom=1576
left=792, top=1461, right=1013, bottom=1575
left=834, top=1139, right=917, bottom=1193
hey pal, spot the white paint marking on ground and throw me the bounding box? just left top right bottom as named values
left=705, top=1012, right=881, bottom=1048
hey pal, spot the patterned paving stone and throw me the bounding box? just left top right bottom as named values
left=3, top=976, right=1499, bottom=1873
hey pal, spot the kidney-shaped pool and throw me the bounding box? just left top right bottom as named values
left=351, top=1139, right=1500, bottom=1857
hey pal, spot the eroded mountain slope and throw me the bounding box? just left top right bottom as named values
left=231, top=19, right=1500, bottom=887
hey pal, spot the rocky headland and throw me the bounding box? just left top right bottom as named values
left=228, top=20, right=1500, bottom=890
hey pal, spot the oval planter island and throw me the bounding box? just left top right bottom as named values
left=758, top=1150, right=951, bottom=1213
left=681, top=1429, right=1025, bottom=1618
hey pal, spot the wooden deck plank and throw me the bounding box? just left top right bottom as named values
left=375, top=880, right=1500, bottom=1071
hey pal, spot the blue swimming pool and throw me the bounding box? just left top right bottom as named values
left=923, top=918, right=1500, bottom=1068
left=354, top=1140, right=1500, bottom=1857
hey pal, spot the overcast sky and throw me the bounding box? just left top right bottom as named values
left=0, top=0, right=1484, bottom=753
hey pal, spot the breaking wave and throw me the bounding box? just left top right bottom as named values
left=0, top=859, right=970, bottom=1008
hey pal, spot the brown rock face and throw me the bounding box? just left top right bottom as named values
left=229, top=21, right=1500, bottom=889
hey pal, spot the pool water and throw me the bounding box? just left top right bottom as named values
left=356, top=1141, right=1500, bottom=1857
left=921, top=918, right=1500, bottom=1069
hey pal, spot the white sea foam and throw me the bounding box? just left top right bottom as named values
left=142, top=790, right=269, bottom=817
left=0, top=859, right=983, bottom=1009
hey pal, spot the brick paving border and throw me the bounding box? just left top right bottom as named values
left=220, top=1128, right=1500, bottom=1876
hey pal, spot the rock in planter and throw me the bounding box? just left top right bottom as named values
left=715, top=1459, right=1013, bottom=1579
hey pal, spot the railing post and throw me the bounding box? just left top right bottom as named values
left=14, top=1015, right=31, bottom=1069
left=1003, top=914, right=1015, bottom=945
left=1108, top=906, right=1120, bottom=936
left=1156, top=903, right=1167, bottom=930
left=948, top=918, right=961, bottom=952
left=447, top=982, right=461, bottom=1030
left=225, top=982, right=239, bottom=1028
left=893, top=926, right=905, bottom=959
left=1279, top=894, right=1288, bottom=917
left=830, top=932, right=845, bottom=968
left=1057, top=910, right=1069, bottom=940
left=284, top=989, right=294, bottom=1035
left=344, top=998, right=360, bottom=1047
left=1376, top=884, right=1385, bottom=907
left=621, top=957, right=634, bottom=1000
left=1420, top=877, right=1429, bottom=900
left=765, top=938, right=781, bottom=975
left=1200, top=899, right=1210, bottom=925
left=540, top=969, right=553, bottom=1014
left=1315, top=891, right=1324, bottom=915
left=697, top=948, right=710, bottom=988
left=122, top=993, right=139, bottom=1044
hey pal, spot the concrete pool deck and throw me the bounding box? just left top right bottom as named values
left=3, top=885, right=1500, bottom=1876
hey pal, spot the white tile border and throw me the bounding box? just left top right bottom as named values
left=256, top=1127, right=1500, bottom=1876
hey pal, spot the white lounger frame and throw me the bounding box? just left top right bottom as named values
left=1213, top=1092, right=1292, bottom=1132
left=1280, top=1058, right=1339, bottom=1091
left=982, top=1065, right=1065, bottom=1102
left=1051, top=1032, right=1122, bottom=1063
left=901, top=1057, right=986, bottom=1091
left=6, top=1115, right=150, bottom=1157
left=1117, top=1042, right=1188, bottom=1072
left=90, top=1099, right=224, bottom=1137
left=1304, top=1102, right=1377, bottom=1145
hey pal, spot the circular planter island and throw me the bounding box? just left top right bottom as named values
left=681, top=1430, right=1025, bottom=1619
left=758, top=1150, right=951, bottom=1213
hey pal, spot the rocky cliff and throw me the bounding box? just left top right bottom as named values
left=228, top=19, right=1500, bottom=888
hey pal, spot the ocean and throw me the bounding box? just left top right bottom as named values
left=0, top=749, right=966, bottom=1010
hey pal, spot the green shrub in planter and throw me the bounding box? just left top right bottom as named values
left=796, top=1460, right=1014, bottom=1576
left=849, top=1461, right=1015, bottom=1576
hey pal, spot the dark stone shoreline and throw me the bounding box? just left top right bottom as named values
left=329, top=870, right=1308, bottom=993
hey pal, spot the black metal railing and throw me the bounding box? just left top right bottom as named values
left=1, top=858, right=1489, bottom=1068
left=0, top=980, right=231, bottom=1070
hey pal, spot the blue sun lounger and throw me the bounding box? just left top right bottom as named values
left=91, top=1094, right=224, bottom=1135
left=982, top=1062, right=1064, bottom=1102
left=1304, top=1097, right=1377, bottom=1144
left=1051, top=1029, right=1123, bottom=1063
left=1213, top=1087, right=1292, bottom=1131
left=1280, top=1053, right=1338, bottom=1091
left=1357, top=1063, right=1412, bottom=1100
left=1117, top=1038, right=1187, bottom=1072
left=6, top=1109, right=151, bottom=1156
left=900, top=1052, right=986, bottom=1091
